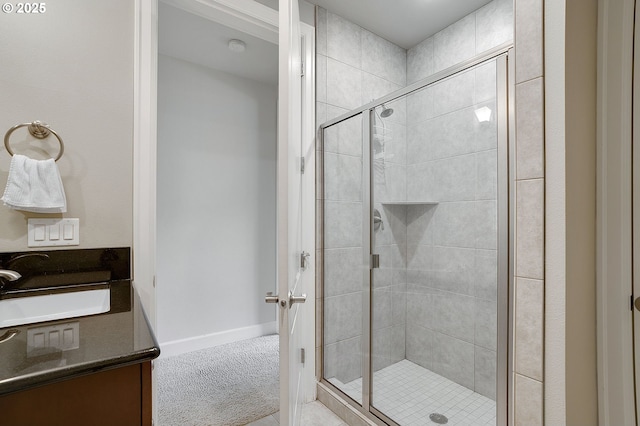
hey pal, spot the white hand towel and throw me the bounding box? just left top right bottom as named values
left=1, top=154, right=67, bottom=213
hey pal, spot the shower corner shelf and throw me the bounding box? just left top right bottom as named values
left=380, top=201, right=439, bottom=206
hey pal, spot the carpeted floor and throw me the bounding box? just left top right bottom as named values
left=156, top=334, right=279, bottom=426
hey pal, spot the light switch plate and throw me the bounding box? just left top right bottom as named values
left=28, top=218, right=79, bottom=247
left=27, top=321, right=80, bottom=357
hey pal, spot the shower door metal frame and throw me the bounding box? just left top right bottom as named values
left=320, top=43, right=514, bottom=426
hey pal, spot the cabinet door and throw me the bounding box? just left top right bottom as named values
left=0, top=362, right=150, bottom=426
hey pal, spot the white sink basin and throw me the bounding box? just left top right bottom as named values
left=0, top=289, right=110, bottom=328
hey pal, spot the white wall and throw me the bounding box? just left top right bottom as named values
left=156, top=54, right=277, bottom=355
left=0, top=1, right=134, bottom=251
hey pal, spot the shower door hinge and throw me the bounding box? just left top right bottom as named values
left=300, top=156, right=305, bottom=174
left=300, top=251, right=310, bottom=270
left=300, top=347, right=305, bottom=365
left=371, top=254, right=380, bottom=269
left=301, top=60, right=305, bottom=77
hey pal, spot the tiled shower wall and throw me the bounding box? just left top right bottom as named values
left=318, top=5, right=408, bottom=384
left=317, top=0, right=516, bottom=407
left=402, top=0, right=512, bottom=400
left=402, top=65, right=499, bottom=400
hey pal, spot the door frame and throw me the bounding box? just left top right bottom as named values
left=133, top=0, right=317, bottom=423
left=596, top=0, right=636, bottom=424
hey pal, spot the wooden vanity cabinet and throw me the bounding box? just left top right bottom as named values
left=0, top=361, right=152, bottom=426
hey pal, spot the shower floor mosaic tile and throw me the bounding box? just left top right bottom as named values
left=330, top=359, right=496, bottom=426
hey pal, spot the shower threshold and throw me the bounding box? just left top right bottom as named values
left=328, top=360, right=496, bottom=426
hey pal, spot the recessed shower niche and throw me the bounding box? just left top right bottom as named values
left=320, top=54, right=508, bottom=426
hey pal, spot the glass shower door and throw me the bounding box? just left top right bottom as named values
left=322, top=112, right=366, bottom=405
left=370, top=60, right=501, bottom=425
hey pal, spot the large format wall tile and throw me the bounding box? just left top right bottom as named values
left=406, top=290, right=433, bottom=328
left=432, top=70, right=476, bottom=116
left=475, top=249, right=498, bottom=301
left=316, top=54, right=327, bottom=103
left=431, top=245, right=475, bottom=296
left=431, top=332, right=475, bottom=389
left=316, top=7, right=327, bottom=56
left=475, top=347, right=497, bottom=400
left=475, top=63, right=497, bottom=104
left=516, top=179, right=544, bottom=278
left=430, top=154, right=478, bottom=202
left=516, top=78, right=544, bottom=179
left=379, top=122, right=407, bottom=165
left=322, top=112, right=362, bottom=156
left=476, top=149, right=498, bottom=201
left=515, top=374, right=543, bottom=426
left=475, top=298, right=498, bottom=350
left=372, top=326, right=394, bottom=371
left=476, top=0, right=514, bottom=53
left=406, top=204, right=436, bottom=246
left=428, top=108, right=479, bottom=162
left=325, top=336, right=362, bottom=383
left=361, top=29, right=407, bottom=87
left=324, top=201, right=362, bottom=249
left=515, top=277, right=543, bottom=380
left=433, top=14, right=476, bottom=73
left=407, top=37, right=434, bottom=84
left=406, top=323, right=435, bottom=369
left=515, top=0, right=543, bottom=83
left=432, top=201, right=478, bottom=248
left=327, top=11, right=361, bottom=69
left=374, top=162, right=407, bottom=202
left=475, top=100, right=499, bottom=151
left=323, top=153, right=362, bottom=202
left=392, top=286, right=407, bottom=326
left=327, top=59, right=362, bottom=110
left=324, top=247, right=363, bottom=297
left=406, top=163, right=436, bottom=201
left=475, top=200, right=498, bottom=250
left=362, top=72, right=402, bottom=106
left=373, top=287, right=393, bottom=330
left=431, top=291, right=475, bottom=343
left=324, top=292, right=363, bottom=344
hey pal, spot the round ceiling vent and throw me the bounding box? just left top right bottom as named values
left=228, top=39, right=246, bottom=53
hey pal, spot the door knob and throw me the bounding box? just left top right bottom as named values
left=265, top=292, right=287, bottom=307
left=289, top=291, right=306, bottom=308
left=265, top=292, right=278, bottom=303
left=634, top=297, right=640, bottom=311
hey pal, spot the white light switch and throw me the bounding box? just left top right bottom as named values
left=34, top=224, right=46, bottom=241
left=63, top=224, right=74, bottom=240
left=27, top=322, right=80, bottom=356
left=28, top=219, right=79, bottom=247
left=49, top=224, right=60, bottom=240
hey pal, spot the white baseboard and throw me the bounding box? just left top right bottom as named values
left=158, top=321, right=277, bottom=359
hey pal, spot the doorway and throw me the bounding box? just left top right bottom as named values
left=155, top=2, right=280, bottom=424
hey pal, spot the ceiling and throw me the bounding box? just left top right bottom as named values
left=158, top=2, right=278, bottom=86
left=158, top=0, right=495, bottom=85
left=305, top=0, right=493, bottom=49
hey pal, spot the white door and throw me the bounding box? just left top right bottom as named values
left=634, top=0, right=640, bottom=421
left=275, top=0, right=306, bottom=424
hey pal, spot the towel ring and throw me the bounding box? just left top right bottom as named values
left=4, top=121, right=64, bottom=162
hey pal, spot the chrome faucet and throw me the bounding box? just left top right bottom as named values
left=0, top=270, right=22, bottom=285
left=0, top=270, right=21, bottom=281
left=0, top=253, right=48, bottom=291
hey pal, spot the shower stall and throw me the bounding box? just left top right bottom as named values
left=319, top=48, right=511, bottom=426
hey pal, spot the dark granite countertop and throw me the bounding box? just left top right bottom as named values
left=0, top=248, right=160, bottom=396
